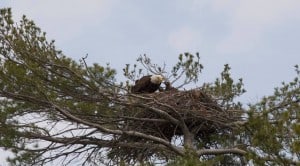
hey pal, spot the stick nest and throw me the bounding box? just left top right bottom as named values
left=109, top=89, right=242, bottom=162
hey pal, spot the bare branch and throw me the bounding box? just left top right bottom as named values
left=197, top=148, right=247, bottom=156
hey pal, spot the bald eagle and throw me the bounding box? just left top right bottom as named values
left=131, top=75, right=164, bottom=93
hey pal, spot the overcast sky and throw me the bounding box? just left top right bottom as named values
left=1, top=0, right=300, bottom=165
left=2, top=0, right=300, bottom=102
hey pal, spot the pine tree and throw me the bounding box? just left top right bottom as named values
left=0, top=8, right=299, bottom=165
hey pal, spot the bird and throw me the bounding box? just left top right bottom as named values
left=131, top=75, right=164, bottom=93
left=164, top=81, right=178, bottom=91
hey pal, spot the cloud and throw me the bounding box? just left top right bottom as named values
left=7, top=0, right=117, bottom=43
left=168, top=26, right=201, bottom=52
left=210, top=0, right=300, bottom=54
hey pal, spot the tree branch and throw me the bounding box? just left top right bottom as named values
left=50, top=103, right=184, bottom=155
left=197, top=148, right=247, bottom=156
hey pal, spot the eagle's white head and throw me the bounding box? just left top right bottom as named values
left=150, top=75, right=164, bottom=84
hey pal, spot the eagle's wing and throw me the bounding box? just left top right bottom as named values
left=132, top=76, right=151, bottom=93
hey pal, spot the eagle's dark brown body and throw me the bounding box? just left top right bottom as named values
left=131, top=75, right=163, bottom=94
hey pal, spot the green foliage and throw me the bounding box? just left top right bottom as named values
left=166, top=151, right=202, bottom=166
left=0, top=7, right=116, bottom=103
left=171, top=52, right=203, bottom=86
left=0, top=7, right=299, bottom=166
left=202, top=64, right=246, bottom=110
left=0, top=8, right=117, bottom=165
left=244, top=65, right=300, bottom=165
left=6, top=148, right=44, bottom=166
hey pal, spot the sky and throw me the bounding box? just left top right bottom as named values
left=1, top=0, right=300, bottom=102
left=0, top=0, right=300, bottom=164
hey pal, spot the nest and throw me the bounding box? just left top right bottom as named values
left=109, top=89, right=242, bottom=162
